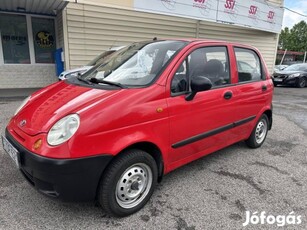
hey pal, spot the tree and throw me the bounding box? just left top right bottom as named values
left=279, top=20, right=307, bottom=52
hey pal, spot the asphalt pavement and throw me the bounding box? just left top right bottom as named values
left=0, top=87, right=306, bottom=230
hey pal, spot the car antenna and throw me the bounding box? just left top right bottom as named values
left=109, top=39, right=118, bottom=50
left=153, top=37, right=157, bottom=41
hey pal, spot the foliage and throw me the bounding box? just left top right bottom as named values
left=279, top=20, right=307, bottom=52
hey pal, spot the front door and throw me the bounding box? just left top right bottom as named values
left=166, top=44, right=238, bottom=169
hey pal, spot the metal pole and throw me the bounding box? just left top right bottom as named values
left=280, top=49, right=287, bottom=65
left=303, top=51, right=307, bottom=63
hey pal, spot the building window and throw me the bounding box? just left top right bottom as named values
left=32, top=17, right=56, bottom=63
left=0, top=14, right=30, bottom=64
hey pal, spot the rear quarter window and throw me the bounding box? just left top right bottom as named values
left=234, top=47, right=263, bottom=82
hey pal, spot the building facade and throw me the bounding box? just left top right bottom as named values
left=0, top=0, right=284, bottom=96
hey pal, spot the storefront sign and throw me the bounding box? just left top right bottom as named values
left=2, top=35, right=27, bottom=45
left=133, top=0, right=283, bottom=33
left=217, top=0, right=283, bottom=33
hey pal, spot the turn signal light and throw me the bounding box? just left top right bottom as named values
left=33, top=139, right=42, bottom=150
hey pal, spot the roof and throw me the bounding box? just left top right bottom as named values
left=159, top=38, right=258, bottom=50
left=0, top=0, right=68, bottom=16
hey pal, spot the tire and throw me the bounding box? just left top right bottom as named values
left=98, top=149, right=158, bottom=217
left=273, top=82, right=278, bottom=87
left=245, top=114, right=269, bottom=148
left=296, top=77, right=306, bottom=88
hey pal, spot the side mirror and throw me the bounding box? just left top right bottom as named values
left=185, top=76, right=212, bottom=101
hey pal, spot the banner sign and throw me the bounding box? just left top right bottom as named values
left=133, top=0, right=284, bottom=33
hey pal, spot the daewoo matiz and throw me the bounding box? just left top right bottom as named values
left=2, top=39, right=273, bottom=217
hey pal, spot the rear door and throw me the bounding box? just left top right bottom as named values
left=166, top=43, right=238, bottom=168
left=231, top=46, right=270, bottom=138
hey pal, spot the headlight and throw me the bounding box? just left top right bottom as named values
left=288, top=73, right=300, bottom=78
left=47, top=114, right=80, bottom=146
left=14, top=96, right=31, bottom=116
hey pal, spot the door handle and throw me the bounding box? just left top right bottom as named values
left=224, top=91, right=232, bottom=100
left=262, top=85, right=267, bottom=91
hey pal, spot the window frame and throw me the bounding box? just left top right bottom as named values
left=0, top=12, right=57, bottom=65
left=170, top=45, right=232, bottom=97
left=233, top=46, right=265, bottom=84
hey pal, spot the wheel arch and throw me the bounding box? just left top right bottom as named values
left=98, top=142, right=164, bottom=188
left=263, top=109, right=272, bottom=130
left=123, top=142, right=164, bottom=183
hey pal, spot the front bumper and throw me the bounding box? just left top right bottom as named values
left=4, top=129, right=113, bottom=202
left=273, top=76, right=297, bottom=86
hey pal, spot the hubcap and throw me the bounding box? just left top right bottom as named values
left=115, top=163, right=152, bottom=209
left=255, top=119, right=267, bottom=144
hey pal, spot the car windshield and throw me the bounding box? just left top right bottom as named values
left=87, top=50, right=115, bottom=66
left=81, top=40, right=187, bottom=87
left=239, top=61, right=254, bottom=72
left=283, top=64, right=307, bottom=71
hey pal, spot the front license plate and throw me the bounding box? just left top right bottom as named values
left=2, top=135, right=20, bottom=168
left=274, top=78, right=283, bottom=82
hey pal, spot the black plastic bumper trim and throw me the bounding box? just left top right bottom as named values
left=5, top=129, right=113, bottom=202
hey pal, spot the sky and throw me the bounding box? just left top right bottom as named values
left=282, top=0, right=307, bottom=28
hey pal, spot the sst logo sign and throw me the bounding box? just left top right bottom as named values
left=224, top=0, right=235, bottom=10
left=249, top=5, right=258, bottom=16
left=248, top=4, right=259, bottom=25
left=193, top=0, right=212, bottom=17
left=193, top=0, right=206, bottom=8
left=268, top=11, right=275, bottom=20
left=223, top=0, right=237, bottom=21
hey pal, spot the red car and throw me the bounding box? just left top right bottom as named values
left=2, top=39, right=273, bottom=217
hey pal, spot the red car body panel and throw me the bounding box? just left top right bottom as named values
left=6, top=39, right=273, bottom=177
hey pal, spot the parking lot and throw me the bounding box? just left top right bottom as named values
left=0, top=86, right=307, bottom=230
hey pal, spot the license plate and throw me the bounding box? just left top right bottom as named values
left=274, top=78, right=283, bottom=82
left=2, top=135, right=20, bottom=168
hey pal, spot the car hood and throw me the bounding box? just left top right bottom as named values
left=14, top=81, right=121, bottom=136
left=274, top=70, right=303, bottom=76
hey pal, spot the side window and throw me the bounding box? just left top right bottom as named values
left=171, top=58, right=188, bottom=93
left=234, top=47, right=262, bottom=82
left=171, top=46, right=230, bottom=94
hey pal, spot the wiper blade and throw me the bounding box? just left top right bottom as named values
left=90, top=78, right=126, bottom=88
left=77, top=76, right=92, bottom=84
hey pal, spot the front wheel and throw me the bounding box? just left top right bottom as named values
left=296, top=77, right=306, bottom=88
left=98, top=149, right=158, bottom=217
left=245, top=114, right=269, bottom=148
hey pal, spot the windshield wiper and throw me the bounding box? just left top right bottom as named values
left=77, top=75, right=92, bottom=85
left=90, top=78, right=126, bottom=88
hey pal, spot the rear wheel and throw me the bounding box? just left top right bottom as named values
left=297, top=77, right=306, bottom=88
left=98, top=149, right=158, bottom=217
left=245, top=114, right=269, bottom=148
